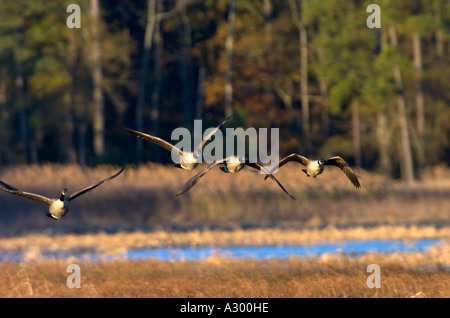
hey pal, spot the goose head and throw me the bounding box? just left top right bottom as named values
left=60, top=189, right=68, bottom=200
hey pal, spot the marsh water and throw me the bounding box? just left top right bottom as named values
left=0, top=238, right=443, bottom=262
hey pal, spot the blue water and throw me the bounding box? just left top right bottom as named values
left=122, top=239, right=442, bottom=261
left=0, top=239, right=442, bottom=262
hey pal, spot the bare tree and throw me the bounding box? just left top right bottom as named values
left=262, top=0, right=273, bottom=58
left=412, top=31, right=425, bottom=171
left=136, top=0, right=157, bottom=163
left=412, top=33, right=425, bottom=138
left=375, top=29, right=391, bottom=175
left=389, top=25, right=414, bottom=185
left=195, top=66, right=206, bottom=120
left=150, top=0, right=163, bottom=163
left=224, top=0, right=235, bottom=118
left=179, top=0, right=193, bottom=125
left=78, top=82, right=89, bottom=168
left=63, top=30, right=77, bottom=164
left=14, top=48, right=28, bottom=164
left=135, top=0, right=187, bottom=162
left=0, top=79, right=5, bottom=166
left=288, top=0, right=311, bottom=155
left=90, top=0, right=105, bottom=158
left=352, top=101, right=362, bottom=168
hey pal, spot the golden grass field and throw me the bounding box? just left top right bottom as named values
left=1, top=253, right=448, bottom=298
left=0, top=163, right=449, bottom=298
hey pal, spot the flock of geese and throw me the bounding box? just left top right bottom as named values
left=0, top=113, right=361, bottom=220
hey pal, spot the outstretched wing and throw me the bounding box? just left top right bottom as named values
left=69, top=168, right=124, bottom=201
left=176, top=158, right=229, bottom=196
left=278, top=154, right=309, bottom=168
left=264, top=153, right=310, bottom=180
left=0, top=180, right=53, bottom=206
left=324, top=156, right=361, bottom=189
left=122, top=126, right=183, bottom=156
left=246, top=162, right=295, bottom=200
left=193, top=111, right=236, bottom=157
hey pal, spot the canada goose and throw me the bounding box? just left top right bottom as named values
left=265, top=154, right=361, bottom=189
left=123, top=112, right=235, bottom=170
left=0, top=168, right=124, bottom=220
left=176, top=155, right=295, bottom=199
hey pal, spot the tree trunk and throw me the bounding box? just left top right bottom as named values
left=318, top=75, right=329, bottom=138
left=376, top=28, right=391, bottom=175
left=389, top=25, right=414, bottom=185
left=195, top=66, right=206, bottom=120
left=91, top=0, right=105, bottom=158
left=150, top=0, right=163, bottom=163
left=412, top=33, right=425, bottom=137
left=263, top=0, right=273, bottom=56
left=352, top=102, right=362, bottom=168
left=299, top=0, right=311, bottom=155
left=62, top=90, right=76, bottom=163
left=0, top=80, right=5, bottom=166
left=136, top=0, right=157, bottom=163
left=376, top=110, right=391, bottom=175
left=64, top=30, right=77, bottom=164
left=179, top=0, right=192, bottom=125
left=262, top=0, right=276, bottom=117
left=288, top=0, right=311, bottom=155
left=78, top=82, right=89, bottom=168
left=224, top=0, right=235, bottom=118
left=436, top=30, right=443, bottom=64
left=412, top=32, right=425, bottom=172
left=273, top=80, right=302, bottom=149
left=14, top=49, right=28, bottom=164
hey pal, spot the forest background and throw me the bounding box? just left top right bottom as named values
left=0, top=0, right=448, bottom=184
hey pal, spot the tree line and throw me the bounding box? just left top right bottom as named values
left=0, top=0, right=448, bottom=183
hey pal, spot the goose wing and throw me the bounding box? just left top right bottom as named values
left=0, top=180, right=53, bottom=206
left=264, top=153, right=310, bottom=180
left=246, top=162, right=295, bottom=200
left=194, top=111, right=236, bottom=157
left=324, top=156, right=361, bottom=189
left=176, top=157, right=229, bottom=196
left=69, top=168, right=124, bottom=201
left=278, top=154, right=310, bottom=168
left=122, top=126, right=183, bottom=156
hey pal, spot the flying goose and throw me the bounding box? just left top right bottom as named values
left=0, top=168, right=124, bottom=220
left=123, top=112, right=235, bottom=170
left=176, top=155, right=295, bottom=199
left=265, top=154, right=361, bottom=189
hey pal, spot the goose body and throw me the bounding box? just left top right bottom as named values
left=220, top=156, right=246, bottom=173
left=123, top=112, right=235, bottom=171
left=302, top=159, right=324, bottom=178
left=0, top=168, right=124, bottom=220
left=266, top=154, right=361, bottom=189
left=177, top=155, right=295, bottom=200
left=48, top=191, right=70, bottom=219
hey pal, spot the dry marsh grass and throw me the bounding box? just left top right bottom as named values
left=0, top=163, right=449, bottom=233
left=0, top=251, right=448, bottom=298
